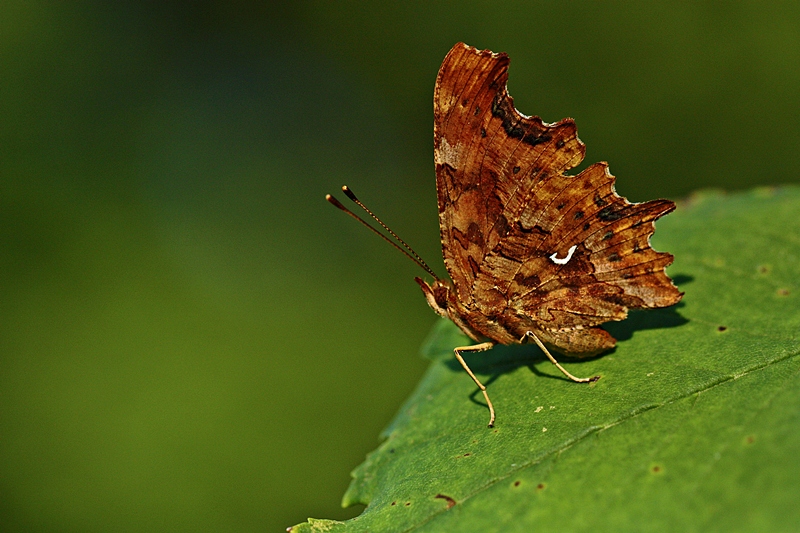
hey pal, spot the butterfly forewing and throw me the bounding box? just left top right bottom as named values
left=434, top=44, right=586, bottom=305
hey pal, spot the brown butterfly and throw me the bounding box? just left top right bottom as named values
left=327, top=42, right=682, bottom=427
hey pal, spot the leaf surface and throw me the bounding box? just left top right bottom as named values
left=292, top=186, right=800, bottom=532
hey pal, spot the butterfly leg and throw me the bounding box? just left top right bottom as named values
left=523, top=331, right=600, bottom=383
left=453, top=342, right=496, bottom=427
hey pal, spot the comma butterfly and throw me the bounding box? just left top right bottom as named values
left=327, top=43, right=682, bottom=426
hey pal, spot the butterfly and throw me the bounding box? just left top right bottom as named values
left=328, top=42, right=682, bottom=427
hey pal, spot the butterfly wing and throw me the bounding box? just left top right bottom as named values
left=478, top=161, right=682, bottom=354
left=434, top=43, right=585, bottom=302
left=434, top=43, right=682, bottom=354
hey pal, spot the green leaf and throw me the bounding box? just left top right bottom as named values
left=291, top=186, right=800, bottom=532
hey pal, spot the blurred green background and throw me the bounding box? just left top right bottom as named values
left=1, top=1, right=799, bottom=531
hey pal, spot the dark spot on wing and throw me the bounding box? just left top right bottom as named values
left=467, top=222, right=485, bottom=248
left=468, top=256, right=480, bottom=279
left=491, top=94, right=551, bottom=147
left=495, top=214, right=510, bottom=237
left=598, top=205, right=625, bottom=221
left=517, top=221, right=551, bottom=236
left=452, top=227, right=470, bottom=250
left=513, top=272, right=540, bottom=288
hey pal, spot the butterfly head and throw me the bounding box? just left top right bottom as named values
left=414, top=277, right=452, bottom=318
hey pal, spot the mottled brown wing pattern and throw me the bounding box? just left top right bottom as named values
left=434, top=43, right=681, bottom=355
left=434, top=43, right=585, bottom=303
left=476, top=161, right=680, bottom=353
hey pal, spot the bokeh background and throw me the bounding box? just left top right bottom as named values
left=2, top=1, right=799, bottom=531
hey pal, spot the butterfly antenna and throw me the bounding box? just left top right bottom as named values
left=326, top=187, right=440, bottom=280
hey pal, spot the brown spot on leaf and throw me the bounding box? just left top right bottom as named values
left=536, top=483, right=545, bottom=490
left=651, top=464, right=663, bottom=474
left=513, top=166, right=521, bottom=174
left=777, top=288, right=790, bottom=296
left=717, top=326, right=727, bottom=332
left=513, top=480, right=521, bottom=487
left=744, top=435, right=755, bottom=445
left=435, top=494, right=456, bottom=509
left=574, top=210, right=584, bottom=220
